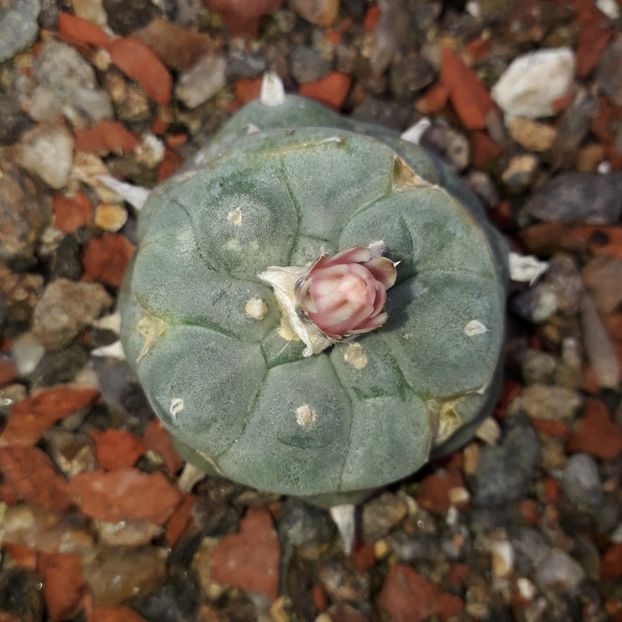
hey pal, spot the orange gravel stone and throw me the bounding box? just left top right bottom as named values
left=157, top=148, right=183, bottom=182
left=205, top=0, right=283, bottom=37
left=82, top=234, right=135, bottom=288
left=568, top=399, right=622, bottom=460
left=380, top=564, right=464, bottom=622
left=53, top=192, right=94, bottom=234
left=143, top=419, right=183, bottom=475
left=58, top=12, right=112, bottom=48
left=109, top=37, right=172, bottom=105
left=74, top=121, right=139, bottom=156
left=1, top=386, right=98, bottom=447
left=90, top=429, right=146, bottom=471
left=0, top=446, right=72, bottom=512
left=69, top=468, right=181, bottom=524
left=165, top=494, right=197, bottom=547
left=3, top=543, right=38, bottom=569
left=38, top=553, right=86, bottom=622
left=416, top=83, right=450, bottom=114
left=440, top=47, right=494, bottom=130
left=416, top=468, right=465, bottom=513
left=299, top=72, right=351, bottom=109
left=234, top=77, right=262, bottom=104
left=211, top=509, right=280, bottom=601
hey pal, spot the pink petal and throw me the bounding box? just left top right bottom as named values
left=314, top=290, right=347, bottom=314
left=323, top=246, right=371, bottom=267
left=363, top=256, right=397, bottom=289
left=310, top=301, right=359, bottom=332
left=347, top=312, right=388, bottom=334
left=322, top=303, right=375, bottom=335
left=370, top=282, right=387, bottom=318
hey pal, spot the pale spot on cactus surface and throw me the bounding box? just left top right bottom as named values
left=428, top=396, right=467, bottom=445
left=227, top=207, right=243, bottom=226
left=170, top=397, right=184, bottom=419
left=295, top=403, right=317, bottom=428
left=392, top=157, right=432, bottom=191
left=464, top=320, right=488, bottom=336
left=343, top=342, right=368, bottom=369
left=244, top=296, right=268, bottom=320
left=136, top=313, right=167, bottom=363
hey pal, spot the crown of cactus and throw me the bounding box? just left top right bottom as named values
left=120, top=86, right=508, bottom=508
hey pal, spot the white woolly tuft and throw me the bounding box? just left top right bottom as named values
left=260, top=72, right=286, bottom=107
left=98, top=175, right=151, bottom=211
left=330, top=504, right=356, bottom=554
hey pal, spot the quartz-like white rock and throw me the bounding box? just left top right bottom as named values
left=492, top=48, right=575, bottom=118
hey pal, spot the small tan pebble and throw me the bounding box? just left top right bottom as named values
left=374, top=539, right=390, bottom=559
left=463, top=443, right=480, bottom=475
left=448, top=486, right=470, bottom=505
left=491, top=540, right=514, bottom=578
left=576, top=143, right=605, bottom=172
left=507, top=117, right=557, bottom=152
left=475, top=417, right=501, bottom=445
left=95, top=203, right=128, bottom=232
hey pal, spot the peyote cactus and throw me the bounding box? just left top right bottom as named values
left=120, top=82, right=509, bottom=508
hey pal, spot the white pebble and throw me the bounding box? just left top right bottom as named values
left=492, top=48, right=575, bottom=118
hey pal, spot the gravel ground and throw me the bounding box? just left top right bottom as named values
left=0, top=1, right=621, bottom=621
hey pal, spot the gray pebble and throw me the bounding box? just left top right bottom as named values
left=351, top=97, right=411, bottom=131
left=362, top=492, right=407, bottom=542
left=34, top=40, right=113, bottom=123
left=512, top=527, right=551, bottom=574
left=562, top=454, right=603, bottom=508
left=535, top=549, right=585, bottom=592
left=421, top=123, right=470, bottom=172
left=32, top=279, right=113, bottom=351
left=0, top=160, right=51, bottom=266
left=511, top=384, right=583, bottom=421
left=0, top=93, right=31, bottom=145
left=522, top=172, right=622, bottom=225
left=387, top=531, right=439, bottom=562
left=596, top=34, right=622, bottom=107
left=291, top=46, right=331, bottom=83
left=278, top=498, right=334, bottom=547
left=390, top=53, right=435, bottom=100
left=0, top=0, right=40, bottom=63
left=29, top=343, right=88, bottom=388
left=474, top=425, right=540, bottom=505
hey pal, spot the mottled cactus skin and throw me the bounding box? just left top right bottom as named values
left=120, top=95, right=509, bottom=508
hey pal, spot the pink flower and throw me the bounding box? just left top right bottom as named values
left=296, top=246, right=397, bottom=338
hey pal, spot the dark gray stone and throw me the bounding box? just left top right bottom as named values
left=474, top=425, right=540, bottom=505
left=351, top=96, right=411, bottom=130
left=0, top=93, right=31, bottom=145
left=278, top=497, right=334, bottom=547
left=0, top=567, right=43, bottom=622
left=29, top=343, right=88, bottom=387
left=103, top=0, right=158, bottom=35
left=362, top=492, right=407, bottom=542
left=596, top=34, right=622, bottom=107
left=388, top=531, right=439, bottom=562
left=512, top=527, right=550, bottom=574
left=561, top=454, right=603, bottom=508
left=291, top=46, right=331, bottom=83
left=523, top=172, right=622, bottom=225
left=390, top=53, right=435, bottom=100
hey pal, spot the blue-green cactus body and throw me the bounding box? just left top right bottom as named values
left=121, top=95, right=508, bottom=507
